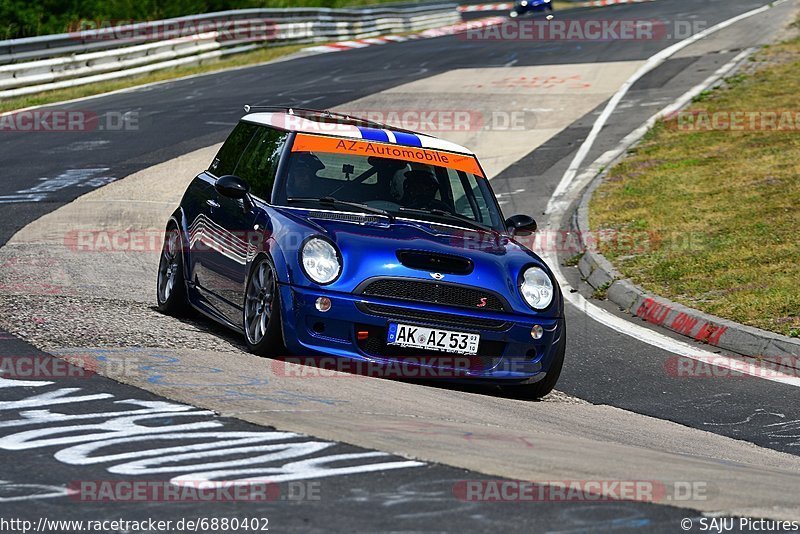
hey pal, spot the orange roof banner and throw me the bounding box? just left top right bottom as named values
left=291, top=133, right=485, bottom=177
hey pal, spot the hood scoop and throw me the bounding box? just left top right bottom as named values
left=396, top=250, right=474, bottom=275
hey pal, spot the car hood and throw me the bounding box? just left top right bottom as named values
left=269, top=207, right=561, bottom=316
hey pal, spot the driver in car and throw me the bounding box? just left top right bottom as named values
left=401, top=169, right=450, bottom=212
left=286, top=153, right=325, bottom=198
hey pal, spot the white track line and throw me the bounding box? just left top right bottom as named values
left=540, top=0, right=800, bottom=387
left=547, top=0, right=787, bottom=215
left=554, top=46, right=754, bottom=211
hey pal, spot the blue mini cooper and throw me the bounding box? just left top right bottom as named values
left=510, top=0, right=554, bottom=18
left=157, top=107, right=565, bottom=398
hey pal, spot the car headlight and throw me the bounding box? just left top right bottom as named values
left=520, top=266, right=554, bottom=310
left=301, top=237, right=341, bottom=285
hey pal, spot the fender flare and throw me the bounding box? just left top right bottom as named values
left=165, top=207, right=191, bottom=283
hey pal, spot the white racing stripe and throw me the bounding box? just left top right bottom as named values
left=541, top=0, right=800, bottom=387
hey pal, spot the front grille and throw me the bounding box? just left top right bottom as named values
left=355, top=324, right=504, bottom=371
left=358, top=303, right=509, bottom=331
left=359, top=278, right=506, bottom=311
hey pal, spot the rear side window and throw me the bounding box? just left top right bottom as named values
left=210, top=122, right=258, bottom=177
left=234, top=126, right=289, bottom=201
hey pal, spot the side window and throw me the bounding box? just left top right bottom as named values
left=448, top=170, right=494, bottom=224
left=234, top=126, right=289, bottom=201
left=448, top=170, right=479, bottom=219
left=210, top=122, right=258, bottom=177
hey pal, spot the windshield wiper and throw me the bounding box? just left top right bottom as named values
left=397, top=207, right=489, bottom=231
left=287, top=197, right=394, bottom=221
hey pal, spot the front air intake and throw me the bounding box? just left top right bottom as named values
left=396, top=250, right=473, bottom=275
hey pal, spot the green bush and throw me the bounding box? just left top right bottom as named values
left=0, top=0, right=410, bottom=39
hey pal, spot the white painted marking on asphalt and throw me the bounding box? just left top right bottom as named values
left=0, top=480, right=69, bottom=502
left=0, top=411, right=220, bottom=450
left=171, top=452, right=425, bottom=486
left=54, top=432, right=301, bottom=465
left=0, top=372, right=51, bottom=388
left=109, top=441, right=335, bottom=475
left=0, top=168, right=114, bottom=204
left=540, top=1, right=800, bottom=387
left=552, top=47, right=755, bottom=213
left=0, top=376, right=425, bottom=487
left=0, top=387, right=112, bottom=410
left=547, top=0, right=788, bottom=215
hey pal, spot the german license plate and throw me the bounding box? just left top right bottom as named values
left=387, top=323, right=480, bottom=355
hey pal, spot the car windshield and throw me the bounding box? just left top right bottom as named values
left=275, top=135, right=505, bottom=232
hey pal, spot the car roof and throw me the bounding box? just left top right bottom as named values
left=241, top=111, right=476, bottom=156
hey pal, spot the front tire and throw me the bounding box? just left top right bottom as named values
left=500, top=323, right=566, bottom=400
left=243, top=256, right=284, bottom=356
left=156, top=224, right=190, bottom=316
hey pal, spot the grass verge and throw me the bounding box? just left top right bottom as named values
left=0, top=0, right=412, bottom=40
left=589, top=39, right=800, bottom=337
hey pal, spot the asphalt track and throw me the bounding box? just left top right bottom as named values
left=1, top=0, right=799, bottom=532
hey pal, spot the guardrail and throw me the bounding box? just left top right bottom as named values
left=0, top=4, right=459, bottom=99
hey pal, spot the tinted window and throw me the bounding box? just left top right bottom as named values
left=448, top=169, right=493, bottom=224
left=234, top=126, right=288, bottom=201
left=279, top=150, right=504, bottom=232
left=210, top=122, right=257, bottom=177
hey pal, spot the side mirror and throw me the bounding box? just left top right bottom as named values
left=215, top=175, right=249, bottom=199
left=506, top=214, right=537, bottom=236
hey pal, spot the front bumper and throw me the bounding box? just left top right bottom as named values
left=279, top=283, right=564, bottom=382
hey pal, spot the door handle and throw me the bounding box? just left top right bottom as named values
left=206, top=199, right=220, bottom=209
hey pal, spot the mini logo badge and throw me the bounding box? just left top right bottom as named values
left=477, top=297, right=488, bottom=308
left=430, top=273, right=445, bottom=280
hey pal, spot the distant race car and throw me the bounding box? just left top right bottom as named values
left=156, top=107, right=565, bottom=398
left=510, top=0, right=554, bottom=18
